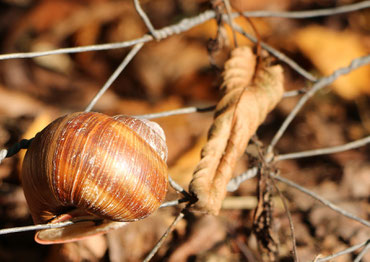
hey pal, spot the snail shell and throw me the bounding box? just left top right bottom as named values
left=21, top=112, right=168, bottom=244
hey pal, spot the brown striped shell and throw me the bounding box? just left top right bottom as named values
left=21, top=112, right=168, bottom=244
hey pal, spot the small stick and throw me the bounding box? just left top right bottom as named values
left=0, top=2, right=368, bottom=60
left=273, top=175, right=370, bottom=227
left=353, top=240, right=370, bottom=262
left=268, top=55, right=370, bottom=154
left=134, top=105, right=216, bottom=119
left=133, top=0, right=159, bottom=39
left=168, top=176, right=193, bottom=201
left=231, top=23, right=317, bottom=82
left=222, top=0, right=238, bottom=47
left=270, top=173, right=298, bottom=262
left=0, top=221, right=74, bottom=235
left=242, top=1, right=370, bottom=19
left=226, top=167, right=259, bottom=192
left=143, top=210, right=185, bottom=262
left=275, top=136, right=370, bottom=161
left=85, top=43, right=144, bottom=112
left=316, top=239, right=370, bottom=262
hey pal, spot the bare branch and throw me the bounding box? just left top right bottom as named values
left=275, top=136, right=370, bottom=161
left=243, top=1, right=370, bottom=19
left=273, top=175, right=370, bottom=227
left=354, top=240, right=370, bottom=262
left=226, top=167, right=259, bottom=192
left=134, top=105, right=215, bottom=119
left=0, top=36, right=151, bottom=61
left=0, top=138, right=33, bottom=164
left=1, top=2, right=368, bottom=61
left=168, top=176, right=193, bottom=201
left=160, top=198, right=188, bottom=208
left=0, top=10, right=215, bottom=61
left=271, top=175, right=298, bottom=262
left=283, top=89, right=308, bottom=98
left=143, top=210, right=185, bottom=262
left=268, top=54, right=370, bottom=154
left=133, top=0, right=159, bottom=39
left=232, top=23, right=318, bottom=82
left=316, top=239, right=370, bottom=262
left=0, top=221, right=74, bottom=235
left=0, top=149, right=7, bottom=165
left=84, top=43, right=144, bottom=112
left=222, top=0, right=238, bottom=47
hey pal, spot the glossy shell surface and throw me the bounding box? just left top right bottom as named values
left=21, top=112, right=168, bottom=243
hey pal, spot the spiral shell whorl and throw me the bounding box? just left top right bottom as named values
left=21, top=112, right=168, bottom=225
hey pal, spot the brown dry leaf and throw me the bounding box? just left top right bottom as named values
left=189, top=46, right=284, bottom=215
left=294, top=25, right=370, bottom=99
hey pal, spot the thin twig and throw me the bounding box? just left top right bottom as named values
left=168, top=176, right=193, bottom=200
left=268, top=54, right=370, bottom=155
left=242, top=1, right=370, bottom=19
left=232, top=23, right=317, bottom=82
left=160, top=198, right=188, bottom=208
left=354, top=240, right=370, bottom=262
left=273, top=175, right=370, bottom=227
left=316, top=239, right=370, bottom=262
left=283, top=89, right=308, bottom=98
left=270, top=173, right=298, bottom=262
left=0, top=138, right=33, bottom=164
left=143, top=210, right=185, bottom=262
left=0, top=199, right=185, bottom=236
left=276, top=136, right=370, bottom=161
left=226, top=167, right=259, bottom=192
left=0, top=149, right=7, bottom=164
left=0, top=105, right=216, bottom=163
left=222, top=0, right=238, bottom=47
left=0, top=221, right=74, bottom=235
left=84, top=43, right=144, bottom=112
left=133, top=0, right=159, bottom=39
left=134, top=105, right=216, bottom=119
left=0, top=2, right=368, bottom=61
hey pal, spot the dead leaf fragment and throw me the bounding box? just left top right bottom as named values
left=294, top=26, right=370, bottom=99
left=190, top=46, right=284, bottom=215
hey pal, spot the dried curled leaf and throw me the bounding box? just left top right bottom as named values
left=189, top=46, right=284, bottom=215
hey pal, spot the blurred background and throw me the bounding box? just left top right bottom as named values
left=0, top=0, right=369, bottom=261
